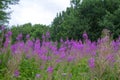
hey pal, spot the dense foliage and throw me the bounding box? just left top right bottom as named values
left=51, top=0, right=120, bottom=41
left=0, top=0, right=19, bottom=25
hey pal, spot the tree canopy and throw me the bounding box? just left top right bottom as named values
left=0, top=0, right=19, bottom=25
left=51, top=0, right=120, bottom=41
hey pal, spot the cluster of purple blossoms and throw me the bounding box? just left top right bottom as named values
left=83, top=32, right=88, bottom=40
left=26, top=34, right=30, bottom=39
left=106, top=54, right=115, bottom=63
left=16, top=33, right=22, bottom=41
left=88, top=57, right=95, bottom=69
left=4, top=31, right=12, bottom=47
left=14, top=70, right=20, bottom=77
left=46, top=31, right=50, bottom=38
left=47, top=66, right=53, bottom=73
left=0, top=25, right=5, bottom=31
left=5, top=31, right=12, bottom=38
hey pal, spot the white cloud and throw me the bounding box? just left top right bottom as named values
left=9, top=0, right=70, bottom=26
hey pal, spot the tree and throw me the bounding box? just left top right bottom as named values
left=51, top=0, right=120, bottom=41
left=100, top=6, right=120, bottom=39
left=0, top=0, right=19, bottom=25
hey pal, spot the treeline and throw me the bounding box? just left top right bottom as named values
left=1, top=0, right=120, bottom=42
left=11, top=23, right=50, bottom=42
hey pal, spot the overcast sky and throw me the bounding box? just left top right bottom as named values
left=9, top=0, right=70, bottom=26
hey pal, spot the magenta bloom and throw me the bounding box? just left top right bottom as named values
left=26, top=34, right=30, bottom=39
left=106, top=54, right=115, bottom=63
left=14, top=70, right=20, bottom=77
left=88, top=57, right=95, bottom=69
left=47, top=66, right=53, bottom=73
left=67, top=56, right=75, bottom=62
left=46, top=31, right=50, bottom=38
left=8, top=31, right=12, bottom=36
left=16, top=33, right=22, bottom=41
left=83, top=32, right=88, bottom=39
left=42, top=34, right=45, bottom=40
left=5, top=31, right=12, bottom=38
left=4, top=37, right=10, bottom=48
left=0, top=25, right=5, bottom=31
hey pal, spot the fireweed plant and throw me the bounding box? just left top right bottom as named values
left=0, top=26, right=120, bottom=80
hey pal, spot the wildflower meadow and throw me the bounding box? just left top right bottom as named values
left=0, top=26, right=120, bottom=80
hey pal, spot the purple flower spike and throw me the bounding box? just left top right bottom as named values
left=16, top=33, right=22, bottom=41
left=67, top=56, right=74, bottom=62
left=83, top=32, right=88, bottom=39
left=4, top=37, right=10, bottom=48
left=26, top=34, right=30, bottom=39
left=60, top=38, right=63, bottom=43
left=36, top=74, right=40, bottom=78
left=42, top=34, right=45, bottom=40
left=14, top=70, right=20, bottom=77
left=106, top=54, right=115, bottom=63
left=5, top=31, right=12, bottom=38
left=47, top=66, right=53, bottom=73
left=88, top=57, right=95, bottom=69
left=46, top=31, right=50, bottom=38
left=8, top=31, right=12, bottom=36
left=1, top=25, right=5, bottom=31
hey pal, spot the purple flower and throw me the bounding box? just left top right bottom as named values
left=8, top=31, right=12, bottom=36
left=4, top=37, right=10, bottom=48
left=47, top=66, right=53, bottom=73
left=16, top=33, right=22, bottom=41
left=60, top=53, right=66, bottom=59
left=14, top=70, right=20, bottom=77
left=88, top=57, right=95, bottom=69
left=0, top=25, right=5, bottom=31
left=34, top=39, right=41, bottom=54
left=5, top=31, right=12, bottom=38
left=67, top=56, right=74, bottom=62
left=40, top=55, right=48, bottom=60
left=46, top=31, right=50, bottom=38
left=106, top=54, right=115, bottom=63
left=92, top=52, right=96, bottom=56
left=26, top=40, right=33, bottom=47
left=83, top=32, right=88, bottom=39
left=36, top=74, right=40, bottom=78
left=56, top=59, right=61, bottom=63
left=11, top=44, right=17, bottom=53
left=111, top=40, right=119, bottom=52
left=26, top=34, right=30, bottom=39
left=60, top=38, right=63, bottom=43
left=42, top=34, right=45, bottom=40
